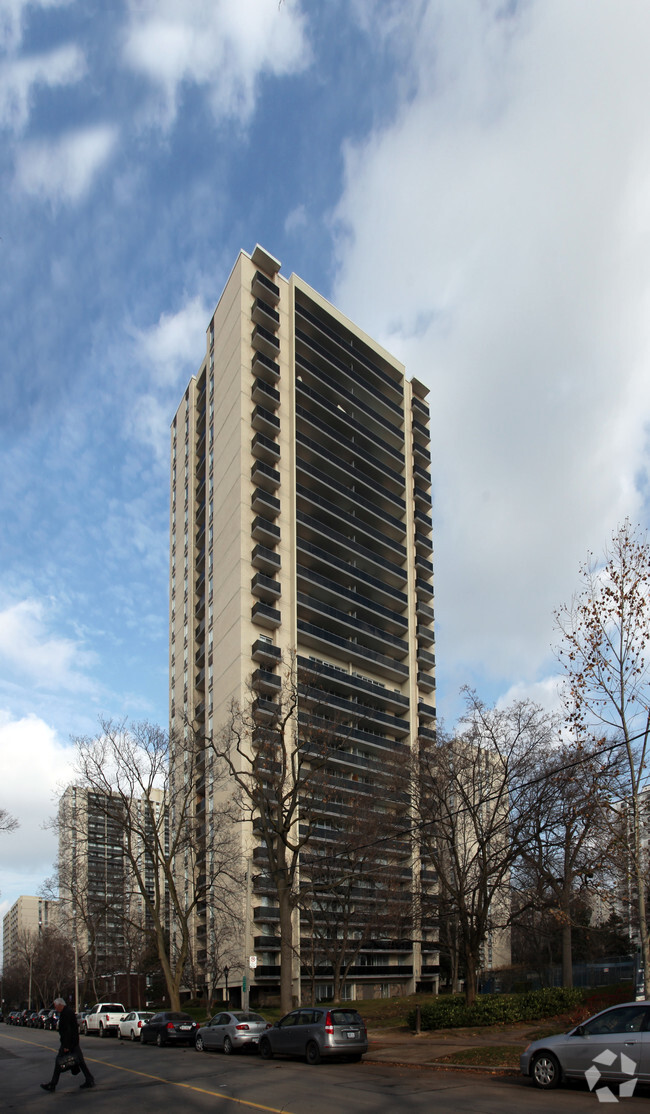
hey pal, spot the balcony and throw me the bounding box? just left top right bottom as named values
left=295, top=379, right=405, bottom=470
left=417, top=647, right=436, bottom=669
left=252, top=324, right=280, bottom=360
left=253, top=696, right=280, bottom=722
left=413, top=464, right=431, bottom=487
left=297, top=619, right=409, bottom=682
left=252, top=351, right=280, bottom=385
left=296, top=430, right=405, bottom=514
left=411, top=395, right=430, bottom=419
left=416, top=577, right=434, bottom=601
left=252, top=544, right=281, bottom=574
left=296, top=404, right=405, bottom=497
left=294, top=303, right=403, bottom=405
left=297, top=591, right=409, bottom=659
left=297, top=511, right=406, bottom=590
left=251, top=432, right=280, bottom=464
left=297, top=537, right=406, bottom=610
left=252, top=270, right=280, bottom=305
left=418, top=671, right=435, bottom=693
left=299, top=686, right=410, bottom=738
left=297, top=655, right=409, bottom=713
left=295, top=349, right=404, bottom=450
left=418, top=699, right=436, bottom=721
left=297, top=457, right=405, bottom=542
left=252, top=405, right=280, bottom=438
left=252, top=516, right=281, bottom=546
left=296, top=564, right=408, bottom=637
left=252, top=669, right=281, bottom=695
left=296, top=483, right=406, bottom=563
left=252, top=638, right=281, bottom=665
left=252, top=297, right=280, bottom=332
left=252, top=488, right=281, bottom=518
left=251, top=459, right=281, bottom=492
left=251, top=572, right=281, bottom=602
left=252, top=377, right=280, bottom=410
left=195, top=667, right=205, bottom=692
left=252, top=601, right=281, bottom=629
left=416, top=599, right=434, bottom=621
left=417, top=623, right=434, bottom=646
left=415, top=509, right=433, bottom=531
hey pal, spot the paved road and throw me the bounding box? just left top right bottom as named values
left=2, top=1026, right=649, bottom=1113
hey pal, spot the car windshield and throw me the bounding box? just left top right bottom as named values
left=102, top=1005, right=123, bottom=1012
left=167, top=1013, right=192, bottom=1021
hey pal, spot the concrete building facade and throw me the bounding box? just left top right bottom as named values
left=170, top=246, right=437, bottom=1003
left=2, top=895, right=59, bottom=971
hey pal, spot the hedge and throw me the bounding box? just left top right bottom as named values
left=406, top=986, right=584, bottom=1030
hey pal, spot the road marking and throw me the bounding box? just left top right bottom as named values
left=1, top=1033, right=295, bottom=1113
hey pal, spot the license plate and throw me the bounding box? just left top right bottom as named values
left=179, top=1025, right=191, bottom=1031
left=346, top=1031, right=358, bottom=1039
left=251, top=1037, right=259, bottom=1043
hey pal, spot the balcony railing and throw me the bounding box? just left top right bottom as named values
left=252, top=324, right=280, bottom=360
left=296, top=430, right=405, bottom=513
left=297, top=620, right=409, bottom=681
left=252, top=601, right=281, bottom=629
left=251, top=459, right=281, bottom=492
left=252, top=270, right=280, bottom=304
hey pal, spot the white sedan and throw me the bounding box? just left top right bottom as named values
left=118, top=1011, right=154, bottom=1041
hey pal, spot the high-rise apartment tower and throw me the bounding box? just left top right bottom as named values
left=170, top=246, right=437, bottom=1003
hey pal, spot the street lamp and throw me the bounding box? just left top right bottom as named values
left=223, top=966, right=229, bottom=1006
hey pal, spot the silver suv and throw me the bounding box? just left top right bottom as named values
left=259, top=1007, right=368, bottom=1064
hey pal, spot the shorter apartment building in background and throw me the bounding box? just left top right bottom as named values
left=58, top=785, right=166, bottom=1002
left=2, top=896, right=59, bottom=971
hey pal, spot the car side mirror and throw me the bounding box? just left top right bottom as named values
left=574, top=1025, right=585, bottom=1037
left=274, top=1021, right=280, bottom=1028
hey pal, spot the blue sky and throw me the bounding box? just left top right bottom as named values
left=2, top=0, right=650, bottom=929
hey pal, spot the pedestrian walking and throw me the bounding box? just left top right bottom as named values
left=40, top=997, right=95, bottom=1092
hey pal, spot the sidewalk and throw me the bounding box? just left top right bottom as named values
left=364, top=1024, right=534, bottom=1072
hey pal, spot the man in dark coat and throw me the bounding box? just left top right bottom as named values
left=40, top=997, right=95, bottom=1092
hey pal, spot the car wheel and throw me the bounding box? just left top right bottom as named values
left=259, top=1037, right=274, bottom=1060
left=156, top=1032, right=164, bottom=1047
left=306, top=1041, right=321, bottom=1066
left=531, top=1051, right=561, bottom=1090
left=130, top=1029, right=136, bottom=1041
left=99, top=1024, right=105, bottom=1038
left=195, top=1035, right=205, bottom=1052
left=223, top=1036, right=233, bottom=1055
left=117, top=1030, right=122, bottom=1040
left=140, top=1032, right=145, bottom=1043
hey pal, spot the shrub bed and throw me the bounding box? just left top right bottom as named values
left=407, top=987, right=584, bottom=1031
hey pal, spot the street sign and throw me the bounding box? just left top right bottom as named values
left=249, top=955, right=257, bottom=969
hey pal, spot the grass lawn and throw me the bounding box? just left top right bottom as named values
left=432, top=1045, right=523, bottom=1069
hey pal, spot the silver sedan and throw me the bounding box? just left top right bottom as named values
left=521, top=1001, right=650, bottom=1090
left=195, top=1010, right=269, bottom=1054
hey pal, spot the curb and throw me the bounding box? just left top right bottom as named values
left=364, top=1056, right=520, bottom=1075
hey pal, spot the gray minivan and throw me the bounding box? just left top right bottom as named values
left=259, top=1007, right=368, bottom=1064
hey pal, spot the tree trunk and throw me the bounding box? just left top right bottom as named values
left=561, top=920, right=573, bottom=988
left=464, top=947, right=477, bottom=1007
left=278, top=883, right=294, bottom=1014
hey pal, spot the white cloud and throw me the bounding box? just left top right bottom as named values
left=135, top=295, right=210, bottom=387
left=331, top=0, right=650, bottom=706
left=0, top=713, right=76, bottom=922
left=122, top=0, right=309, bottom=127
left=0, top=599, right=96, bottom=693
left=0, top=0, right=73, bottom=54
left=14, top=124, right=118, bottom=203
left=0, top=45, right=86, bottom=132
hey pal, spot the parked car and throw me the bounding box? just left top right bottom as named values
left=118, top=1011, right=154, bottom=1041
left=6, top=1011, right=20, bottom=1025
left=259, top=1007, right=368, bottom=1065
left=83, top=1002, right=125, bottom=1037
left=195, top=1011, right=270, bottom=1054
left=521, top=1000, right=650, bottom=1090
left=44, top=1010, right=60, bottom=1030
left=140, top=1012, right=198, bottom=1047
left=19, top=1010, right=38, bottom=1027
left=34, top=1009, right=51, bottom=1028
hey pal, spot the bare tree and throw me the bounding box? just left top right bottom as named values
left=207, top=658, right=354, bottom=1013
left=70, top=719, right=241, bottom=1012
left=0, top=807, right=18, bottom=832
left=556, top=520, right=650, bottom=997
left=513, top=740, right=616, bottom=986
left=414, top=691, right=556, bottom=1006
left=298, top=787, right=410, bottom=1002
